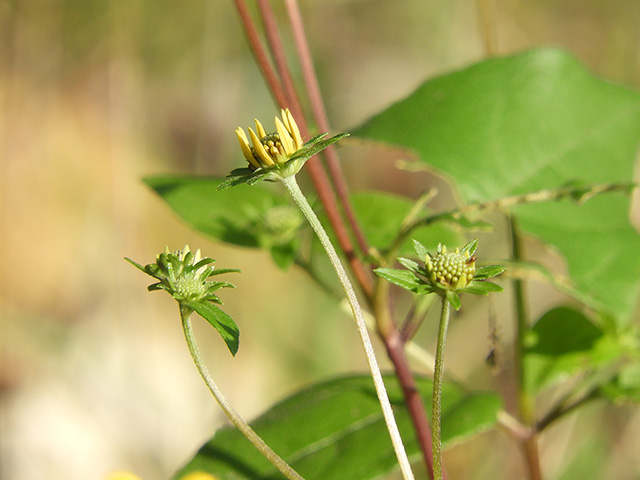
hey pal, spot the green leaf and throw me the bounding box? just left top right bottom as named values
left=523, top=306, right=619, bottom=392
left=172, top=375, right=501, bottom=480
left=144, top=176, right=289, bottom=249
left=600, top=361, right=640, bottom=403
left=349, top=192, right=461, bottom=256
left=354, top=48, right=640, bottom=323
left=186, top=301, right=239, bottom=356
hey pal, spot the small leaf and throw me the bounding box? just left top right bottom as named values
left=523, top=306, right=618, bottom=392
left=186, top=302, right=240, bottom=356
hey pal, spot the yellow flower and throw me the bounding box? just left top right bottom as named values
left=180, top=472, right=220, bottom=480
left=236, top=108, right=304, bottom=170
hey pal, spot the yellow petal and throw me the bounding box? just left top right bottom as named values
left=283, top=108, right=303, bottom=150
left=249, top=127, right=274, bottom=167
left=254, top=119, right=267, bottom=139
left=236, top=128, right=260, bottom=169
left=275, top=117, right=295, bottom=155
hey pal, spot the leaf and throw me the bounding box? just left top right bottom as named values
left=354, top=48, right=640, bottom=323
left=144, top=176, right=289, bottom=249
left=172, top=375, right=501, bottom=480
left=600, top=361, right=640, bottom=403
left=523, top=306, right=621, bottom=392
left=349, top=192, right=461, bottom=256
left=186, top=301, right=240, bottom=356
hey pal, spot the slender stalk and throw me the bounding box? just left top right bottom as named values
left=179, top=306, right=305, bottom=480
left=284, top=0, right=370, bottom=256
left=510, top=216, right=543, bottom=480
left=233, top=0, right=373, bottom=297
left=432, top=297, right=451, bottom=480
left=373, top=271, right=439, bottom=479
left=281, top=175, right=415, bottom=480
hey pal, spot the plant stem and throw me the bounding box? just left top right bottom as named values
left=179, top=306, right=305, bottom=480
left=510, top=216, right=543, bottom=480
left=432, top=296, right=451, bottom=480
left=281, top=175, right=415, bottom=480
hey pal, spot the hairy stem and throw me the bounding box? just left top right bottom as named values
left=432, top=296, right=451, bottom=480
left=180, top=306, right=305, bottom=480
left=281, top=175, right=415, bottom=480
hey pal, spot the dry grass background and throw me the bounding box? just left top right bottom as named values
left=1, top=1, right=640, bottom=479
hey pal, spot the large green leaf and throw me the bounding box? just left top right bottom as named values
left=524, top=306, right=622, bottom=393
left=354, top=48, right=640, bottom=322
left=144, top=175, right=291, bottom=249
left=173, top=375, right=501, bottom=480
left=350, top=192, right=461, bottom=256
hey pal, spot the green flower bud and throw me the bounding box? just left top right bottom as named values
left=425, top=244, right=476, bottom=291
left=126, top=245, right=237, bottom=305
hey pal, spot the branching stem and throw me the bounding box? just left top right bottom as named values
left=281, top=175, right=415, bottom=480
left=180, top=306, right=305, bottom=480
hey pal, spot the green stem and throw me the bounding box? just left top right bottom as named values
left=281, top=175, right=415, bottom=480
left=179, top=306, right=305, bottom=480
left=510, top=217, right=543, bottom=480
left=432, top=296, right=451, bottom=480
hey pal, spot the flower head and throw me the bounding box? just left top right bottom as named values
left=126, top=245, right=237, bottom=304
left=425, top=243, right=477, bottom=291
left=374, top=239, right=505, bottom=310
left=236, top=109, right=303, bottom=170
left=219, top=109, right=349, bottom=190
left=126, top=246, right=241, bottom=355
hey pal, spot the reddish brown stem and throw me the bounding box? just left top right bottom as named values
left=256, top=0, right=303, bottom=118
left=284, top=0, right=370, bottom=255
left=249, top=0, right=373, bottom=297
left=232, top=0, right=288, bottom=108
left=385, top=328, right=437, bottom=479
left=523, top=438, right=543, bottom=480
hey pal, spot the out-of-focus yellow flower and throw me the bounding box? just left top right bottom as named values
left=180, top=471, right=220, bottom=480
left=104, top=471, right=142, bottom=480
left=236, top=108, right=304, bottom=170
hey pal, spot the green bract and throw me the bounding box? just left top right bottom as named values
left=375, top=239, right=505, bottom=310
left=126, top=246, right=241, bottom=355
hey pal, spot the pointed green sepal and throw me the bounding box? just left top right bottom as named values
left=446, top=291, right=462, bottom=310
left=474, top=265, right=506, bottom=280
left=463, top=280, right=504, bottom=295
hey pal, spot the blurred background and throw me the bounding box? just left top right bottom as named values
left=1, top=1, right=640, bottom=479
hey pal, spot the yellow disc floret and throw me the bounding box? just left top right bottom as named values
left=425, top=245, right=476, bottom=291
